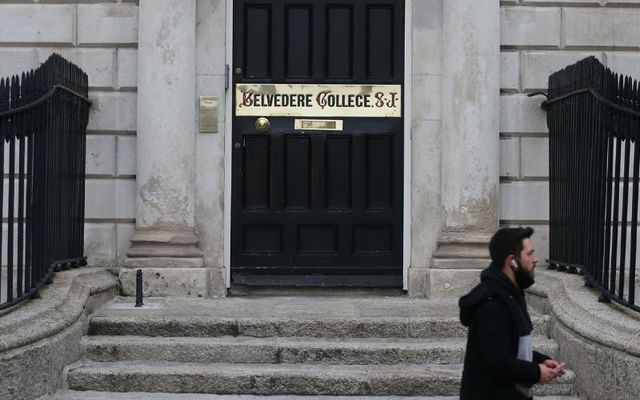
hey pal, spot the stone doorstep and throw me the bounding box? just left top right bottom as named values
left=64, top=361, right=576, bottom=396
left=88, top=312, right=550, bottom=339
left=52, top=392, right=581, bottom=400
left=83, top=335, right=559, bottom=364
left=87, top=296, right=550, bottom=338
left=51, top=391, right=582, bottom=400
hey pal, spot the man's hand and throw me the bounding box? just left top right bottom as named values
left=542, top=359, right=566, bottom=376
left=538, top=363, right=560, bottom=384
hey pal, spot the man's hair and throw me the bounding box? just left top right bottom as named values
left=489, top=227, right=534, bottom=268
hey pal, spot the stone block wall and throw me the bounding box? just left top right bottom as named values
left=499, top=0, right=640, bottom=260
left=0, top=1, right=139, bottom=267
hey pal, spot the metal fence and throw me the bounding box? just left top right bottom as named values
left=545, top=56, right=640, bottom=311
left=0, top=54, right=89, bottom=311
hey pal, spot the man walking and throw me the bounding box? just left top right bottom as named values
left=459, top=227, right=565, bottom=400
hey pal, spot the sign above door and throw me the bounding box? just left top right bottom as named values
left=235, top=84, right=402, bottom=118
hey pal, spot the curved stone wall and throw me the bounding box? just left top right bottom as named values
left=528, top=270, right=640, bottom=400
left=0, top=268, right=118, bottom=400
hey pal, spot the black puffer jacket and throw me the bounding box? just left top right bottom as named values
left=459, top=265, right=549, bottom=400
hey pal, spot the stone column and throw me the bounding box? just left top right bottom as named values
left=429, top=0, right=500, bottom=298
left=121, top=0, right=207, bottom=297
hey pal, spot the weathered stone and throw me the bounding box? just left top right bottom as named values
left=0, top=338, right=50, bottom=400
left=432, top=243, right=489, bottom=259
left=501, top=51, right=520, bottom=91
left=38, top=48, right=116, bottom=89
left=126, top=244, right=204, bottom=258
left=410, top=119, right=442, bottom=276
left=441, top=0, right=499, bottom=232
left=135, top=0, right=197, bottom=230
left=520, top=137, right=549, bottom=178
left=84, top=179, right=136, bottom=220
left=116, top=48, right=137, bottom=89
left=0, top=4, right=74, bottom=44
left=500, top=94, right=548, bottom=134
left=89, top=316, right=239, bottom=337
left=196, top=0, right=227, bottom=75
left=116, top=135, right=137, bottom=177
left=499, top=181, right=549, bottom=221
left=563, top=8, right=640, bottom=48
left=501, top=6, right=561, bottom=47
left=48, top=391, right=582, bottom=400
left=430, top=258, right=489, bottom=270
left=500, top=137, right=520, bottom=178
left=127, top=0, right=205, bottom=295
left=552, top=323, right=616, bottom=400
left=87, top=92, right=137, bottom=133
left=129, top=230, right=201, bottom=245
left=428, top=269, right=482, bottom=298
left=408, top=267, right=428, bottom=298
left=0, top=48, right=38, bottom=80
left=78, top=4, right=138, bottom=45
left=84, top=223, right=117, bottom=267
left=86, top=135, right=117, bottom=176
left=194, top=75, right=226, bottom=296
left=123, top=257, right=204, bottom=269
left=47, top=319, right=86, bottom=396
left=116, top=223, right=136, bottom=264
left=529, top=271, right=640, bottom=399
left=0, top=269, right=117, bottom=400
left=65, top=361, right=575, bottom=396
left=413, top=0, right=443, bottom=75
left=85, top=335, right=557, bottom=365
left=522, top=51, right=603, bottom=91
left=119, top=268, right=208, bottom=297
left=413, top=74, right=442, bottom=121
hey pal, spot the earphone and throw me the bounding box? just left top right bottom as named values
left=511, top=259, right=520, bottom=270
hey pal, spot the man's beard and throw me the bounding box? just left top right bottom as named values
left=514, top=265, right=535, bottom=289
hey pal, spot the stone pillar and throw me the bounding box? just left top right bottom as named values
left=121, top=0, right=207, bottom=297
left=429, top=0, right=500, bottom=298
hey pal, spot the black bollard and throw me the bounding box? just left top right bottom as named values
left=135, top=269, right=144, bottom=307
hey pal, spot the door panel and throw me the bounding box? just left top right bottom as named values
left=232, top=0, right=404, bottom=285
left=285, top=6, right=313, bottom=78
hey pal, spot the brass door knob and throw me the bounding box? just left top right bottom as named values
left=255, top=117, right=270, bottom=133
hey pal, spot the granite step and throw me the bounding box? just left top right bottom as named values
left=65, top=361, right=576, bottom=396
left=89, top=297, right=550, bottom=338
left=84, top=335, right=558, bottom=365
left=52, top=391, right=581, bottom=400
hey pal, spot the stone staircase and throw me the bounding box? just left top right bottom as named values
left=53, top=296, right=578, bottom=399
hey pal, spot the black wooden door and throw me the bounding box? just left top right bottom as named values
left=232, top=0, right=404, bottom=286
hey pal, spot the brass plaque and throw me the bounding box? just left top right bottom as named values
left=199, top=96, right=218, bottom=133
left=235, top=84, right=401, bottom=118
left=294, top=119, right=343, bottom=131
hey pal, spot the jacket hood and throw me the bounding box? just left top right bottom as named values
left=458, top=264, right=526, bottom=327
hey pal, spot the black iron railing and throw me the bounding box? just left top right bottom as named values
left=0, top=54, right=89, bottom=311
left=544, top=56, right=640, bottom=311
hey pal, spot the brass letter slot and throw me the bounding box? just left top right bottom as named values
left=294, top=119, right=343, bottom=131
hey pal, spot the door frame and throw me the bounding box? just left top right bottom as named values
left=223, top=0, right=413, bottom=289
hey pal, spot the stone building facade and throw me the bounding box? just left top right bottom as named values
left=1, top=0, right=639, bottom=298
